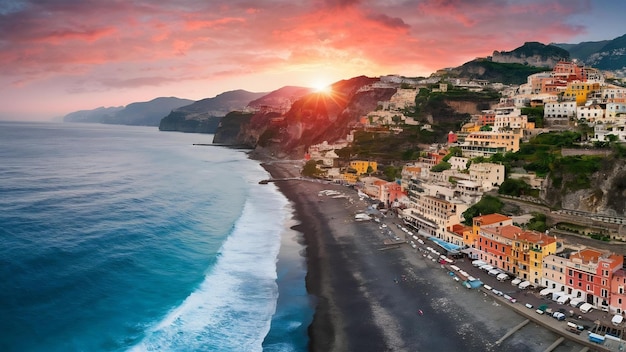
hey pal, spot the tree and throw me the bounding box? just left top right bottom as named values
left=526, top=212, right=548, bottom=233
left=498, top=178, right=531, bottom=196
left=462, top=195, right=504, bottom=225
left=302, top=160, right=319, bottom=177
left=430, top=161, right=451, bottom=172
left=384, top=166, right=399, bottom=181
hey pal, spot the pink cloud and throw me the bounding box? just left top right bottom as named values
left=184, top=17, right=246, bottom=31
left=1, top=0, right=623, bottom=121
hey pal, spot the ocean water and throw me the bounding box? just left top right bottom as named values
left=0, top=121, right=312, bottom=352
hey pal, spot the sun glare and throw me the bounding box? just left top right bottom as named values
left=312, top=82, right=332, bottom=94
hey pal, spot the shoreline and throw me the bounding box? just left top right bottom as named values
left=260, top=160, right=587, bottom=351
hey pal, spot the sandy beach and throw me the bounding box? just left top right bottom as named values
left=262, top=160, right=585, bottom=352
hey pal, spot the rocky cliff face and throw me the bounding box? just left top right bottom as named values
left=235, top=76, right=397, bottom=158
left=159, top=90, right=266, bottom=133
left=542, top=157, right=626, bottom=216
left=491, top=41, right=570, bottom=68
left=491, top=52, right=563, bottom=68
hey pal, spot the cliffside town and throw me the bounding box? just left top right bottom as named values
left=243, top=59, right=626, bottom=319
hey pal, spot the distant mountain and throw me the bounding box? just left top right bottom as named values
left=63, top=97, right=193, bottom=126
left=553, top=33, right=626, bottom=71
left=159, top=90, right=267, bottom=133
left=210, top=86, right=314, bottom=144
left=247, top=86, right=313, bottom=111
left=63, top=106, right=124, bottom=123
left=553, top=40, right=610, bottom=62
left=102, top=97, right=194, bottom=126
left=491, top=41, right=570, bottom=68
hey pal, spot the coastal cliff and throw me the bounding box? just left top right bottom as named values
left=243, top=76, right=397, bottom=158
left=159, top=90, right=267, bottom=133
left=542, top=155, right=626, bottom=216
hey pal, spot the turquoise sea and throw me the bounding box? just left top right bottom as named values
left=0, top=121, right=312, bottom=351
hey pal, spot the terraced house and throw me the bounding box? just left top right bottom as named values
left=567, top=249, right=623, bottom=312
left=472, top=221, right=557, bottom=284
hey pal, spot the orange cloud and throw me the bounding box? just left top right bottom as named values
left=184, top=17, right=246, bottom=31
left=1, top=0, right=622, bottom=121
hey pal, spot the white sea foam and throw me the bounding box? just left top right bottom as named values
left=131, top=182, right=289, bottom=352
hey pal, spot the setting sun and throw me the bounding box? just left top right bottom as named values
left=312, top=82, right=332, bottom=95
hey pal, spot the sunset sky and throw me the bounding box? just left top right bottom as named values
left=1, top=0, right=625, bottom=121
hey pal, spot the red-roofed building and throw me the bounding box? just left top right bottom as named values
left=473, top=220, right=557, bottom=284
left=567, top=249, right=624, bottom=309
left=466, top=213, right=512, bottom=249
left=510, top=231, right=557, bottom=284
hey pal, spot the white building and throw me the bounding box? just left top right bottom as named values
left=544, top=101, right=576, bottom=126
left=542, top=254, right=569, bottom=292
left=468, top=163, right=505, bottom=190
left=448, top=156, right=469, bottom=170
left=600, top=85, right=626, bottom=102
left=593, top=118, right=626, bottom=143
left=577, top=104, right=605, bottom=122
left=494, top=114, right=530, bottom=132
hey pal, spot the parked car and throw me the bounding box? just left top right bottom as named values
left=525, top=303, right=533, bottom=309
left=552, top=312, right=566, bottom=321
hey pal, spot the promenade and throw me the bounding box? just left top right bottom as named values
left=382, top=216, right=625, bottom=352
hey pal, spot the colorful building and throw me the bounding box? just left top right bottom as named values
left=349, top=160, right=377, bottom=175
left=610, top=269, right=626, bottom=314
left=473, top=221, right=557, bottom=284
left=509, top=231, right=557, bottom=285
left=566, top=249, right=623, bottom=310
left=563, top=82, right=601, bottom=105
left=466, top=213, right=513, bottom=249
left=460, top=131, right=520, bottom=158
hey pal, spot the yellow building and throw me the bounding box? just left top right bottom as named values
left=349, top=160, right=377, bottom=175
left=509, top=231, right=557, bottom=284
left=563, top=82, right=601, bottom=105
left=471, top=214, right=557, bottom=285
left=460, top=131, right=520, bottom=158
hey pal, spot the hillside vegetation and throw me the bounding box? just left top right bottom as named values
left=445, top=60, right=552, bottom=85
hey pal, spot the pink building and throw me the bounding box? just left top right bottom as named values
left=610, top=269, right=626, bottom=314
left=567, top=249, right=623, bottom=309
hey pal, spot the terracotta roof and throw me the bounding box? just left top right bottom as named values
left=570, top=248, right=604, bottom=263
left=475, top=213, right=511, bottom=225
left=516, top=231, right=556, bottom=245
left=481, top=225, right=556, bottom=246
left=570, top=249, right=623, bottom=265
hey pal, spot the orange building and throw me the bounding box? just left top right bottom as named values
left=474, top=222, right=557, bottom=284
left=476, top=224, right=516, bottom=272
left=552, top=61, right=586, bottom=82
left=466, top=213, right=512, bottom=249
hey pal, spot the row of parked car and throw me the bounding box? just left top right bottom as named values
left=471, top=260, right=511, bottom=282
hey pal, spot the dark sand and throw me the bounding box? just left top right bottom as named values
left=262, top=160, right=582, bottom=352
